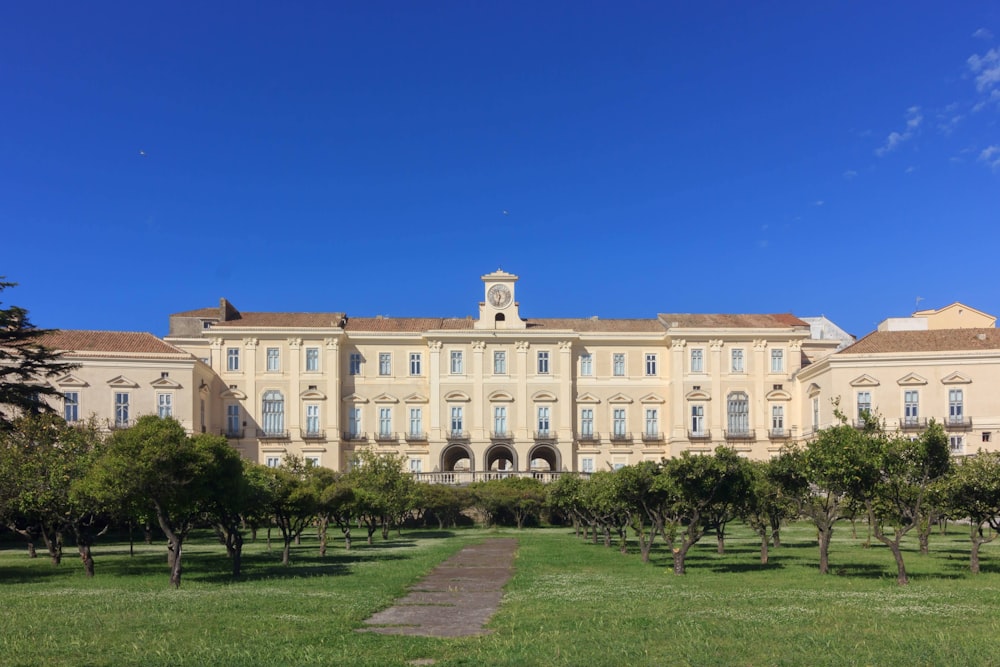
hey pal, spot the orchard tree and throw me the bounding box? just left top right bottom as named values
left=940, top=451, right=1000, bottom=574
left=350, top=451, right=415, bottom=542
left=742, top=456, right=803, bottom=565
left=413, top=483, right=471, bottom=530
left=546, top=473, right=587, bottom=537
left=614, top=461, right=678, bottom=563
left=0, top=279, right=76, bottom=429
left=265, top=457, right=320, bottom=566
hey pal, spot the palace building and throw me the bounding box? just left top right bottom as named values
left=32, top=270, right=1000, bottom=480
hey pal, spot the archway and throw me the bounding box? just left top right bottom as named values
left=485, top=443, right=517, bottom=472
left=441, top=444, right=474, bottom=472
left=528, top=443, right=560, bottom=472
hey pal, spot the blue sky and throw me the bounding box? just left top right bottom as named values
left=3, top=3, right=999, bottom=339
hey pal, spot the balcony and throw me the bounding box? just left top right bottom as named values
left=688, top=430, right=711, bottom=440
left=221, top=429, right=245, bottom=439
left=946, top=417, right=973, bottom=431
left=768, top=428, right=792, bottom=441
left=342, top=431, right=368, bottom=442
left=609, top=432, right=633, bottom=444
left=724, top=430, right=755, bottom=441
left=447, top=430, right=470, bottom=442
left=109, top=419, right=135, bottom=431
left=576, top=432, right=600, bottom=444
left=374, top=431, right=397, bottom=443
left=257, top=429, right=290, bottom=440
left=302, top=430, right=326, bottom=440
left=533, top=430, right=556, bottom=441
left=641, top=431, right=664, bottom=443
left=490, top=430, right=513, bottom=441
left=405, top=431, right=428, bottom=443
left=899, top=417, right=927, bottom=431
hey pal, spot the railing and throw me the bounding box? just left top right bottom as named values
left=110, top=419, right=135, bottom=430
left=412, top=471, right=588, bottom=485
left=946, top=417, right=973, bottom=430
left=641, top=432, right=664, bottom=443
left=533, top=430, right=556, bottom=441
left=342, top=431, right=368, bottom=442
left=447, top=430, right=470, bottom=442
left=688, top=430, right=711, bottom=440
left=577, top=432, right=600, bottom=443
left=257, top=429, right=290, bottom=439
left=724, top=430, right=755, bottom=441
left=899, top=417, right=927, bottom=431
left=490, top=430, right=513, bottom=441
left=302, top=430, right=326, bottom=440
left=405, top=431, right=428, bottom=442
left=768, top=428, right=791, bottom=440
left=221, top=429, right=245, bottom=439
left=375, top=431, right=397, bottom=443
left=609, top=432, right=632, bottom=444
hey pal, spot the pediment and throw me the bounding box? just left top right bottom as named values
left=150, top=377, right=183, bottom=389
left=576, top=392, right=601, bottom=404
left=488, top=390, right=515, bottom=402
left=220, top=387, right=247, bottom=400
left=766, top=389, right=792, bottom=401
left=849, top=374, right=880, bottom=387
left=373, top=392, right=399, bottom=404
left=941, top=372, right=972, bottom=385
left=55, top=374, right=89, bottom=388
left=299, top=389, right=327, bottom=400
left=343, top=393, right=369, bottom=404
left=639, top=393, right=665, bottom=404
left=531, top=390, right=557, bottom=402
left=443, top=391, right=471, bottom=402
left=106, top=375, right=139, bottom=388
left=807, top=383, right=822, bottom=397
left=897, top=373, right=928, bottom=386
left=685, top=389, right=711, bottom=401
left=608, top=393, right=633, bottom=404
left=403, top=392, right=429, bottom=404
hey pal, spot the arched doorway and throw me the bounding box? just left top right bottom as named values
left=485, top=443, right=517, bottom=472
left=528, top=443, right=560, bottom=472
left=441, top=444, right=474, bottom=472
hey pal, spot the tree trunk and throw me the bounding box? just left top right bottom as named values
left=760, top=530, right=769, bottom=565
left=818, top=527, right=831, bottom=574
left=888, top=542, right=908, bottom=585
left=79, top=543, right=95, bottom=577
left=144, top=522, right=153, bottom=544
left=41, top=531, right=62, bottom=566
left=167, top=540, right=176, bottom=568
left=716, top=531, right=725, bottom=555
left=318, top=518, right=328, bottom=558
left=672, top=543, right=692, bottom=575
left=381, top=519, right=390, bottom=540
left=169, top=539, right=183, bottom=588
left=231, top=532, right=243, bottom=578
left=971, top=537, right=982, bottom=575
left=282, top=538, right=292, bottom=566
left=603, top=526, right=611, bottom=548
left=918, top=529, right=930, bottom=556
left=27, top=541, right=37, bottom=558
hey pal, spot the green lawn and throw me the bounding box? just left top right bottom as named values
left=1, top=522, right=999, bottom=666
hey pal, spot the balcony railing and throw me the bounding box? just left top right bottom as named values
left=447, top=430, right=470, bottom=442
left=302, top=430, right=326, bottom=440
left=641, top=431, right=664, bottom=443
left=257, top=429, right=290, bottom=439
left=110, top=419, right=135, bottom=430
left=577, top=432, right=600, bottom=443
left=899, top=417, right=927, bottom=431
left=533, top=430, right=556, bottom=441
left=724, top=430, right=755, bottom=441
left=405, top=431, right=428, bottom=442
left=609, top=432, right=632, bottom=444
left=412, top=471, right=588, bottom=485
left=221, top=429, right=245, bottom=439
left=688, top=430, right=711, bottom=440
left=342, top=431, right=367, bottom=442
left=946, top=417, right=973, bottom=430
left=768, top=428, right=791, bottom=440
left=375, top=431, right=397, bottom=443
left=490, top=430, right=513, bottom=441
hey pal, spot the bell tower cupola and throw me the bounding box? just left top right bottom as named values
left=476, top=269, right=525, bottom=330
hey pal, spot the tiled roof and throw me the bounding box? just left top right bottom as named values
left=35, top=330, right=186, bottom=355
left=345, top=317, right=474, bottom=332
left=525, top=318, right=665, bottom=332
left=658, top=313, right=808, bottom=329
left=839, top=328, right=1000, bottom=354
left=171, top=307, right=218, bottom=318
left=211, top=312, right=347, bottom=328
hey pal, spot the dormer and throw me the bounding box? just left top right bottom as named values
left=475, top=269, right=526, bottom=330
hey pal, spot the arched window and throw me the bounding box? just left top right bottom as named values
left=262, top=390, right=285, bottom=436
left=727, top=392, right=749, bottom=435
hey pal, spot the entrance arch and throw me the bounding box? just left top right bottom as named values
left=441, top=444, right=474, bottom=472
left=485, top=443, right=518, bottom=471
left=528, top=443, right=561, bottom=472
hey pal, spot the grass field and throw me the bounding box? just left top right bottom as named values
left=1, top=522, right=999, bottom=666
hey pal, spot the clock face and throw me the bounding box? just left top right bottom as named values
left=488, top=284, right=512, bottom=308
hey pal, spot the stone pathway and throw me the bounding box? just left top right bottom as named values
left=360, top=538, right=518, bottom=637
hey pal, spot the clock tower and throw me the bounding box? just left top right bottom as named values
left=476, top=269, right=525, bottom=330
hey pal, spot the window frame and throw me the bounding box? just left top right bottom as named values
left=349, top=352, right=362, bottom=376
left=731, top=348, right=745, bottom=373
left=305, top=347, right=320, bottom=372
left=157, top=392, right=173, bottom=419
left=579, top=353, right=593, bottom=377
left=537, top=350, right=550, bottom=374
left=494, top=350, right=507, bottom=375
left=613, top=353, right=625, bottom=377
left=64, top=391, right=79, bottom=422
left=226, top=347, right=240, bottom=372
left=770, top=348, right=784, bottom=373
left=645, top=353, right=657, bottom=376
left=266, top=347, right=280, bottom=372
left=690, top=348, right=704, bottom=373
left=450, top=350, right=464, bottom=375
left=409, top=352, right=422, bottom=376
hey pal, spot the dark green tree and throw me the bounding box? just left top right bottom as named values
left=940, top=450, right=1000, bottom=574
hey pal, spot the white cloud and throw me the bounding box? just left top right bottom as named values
left=843, top=169, right=858, bottom=180
left=904, top=166, right=916, bottom=174
left=973, top=28, right=994, bottom=40
left=979, top=145, right=1000, bottom=168
left=968, top=48, right=1000, bottom=92
left=875, top=107, right=922, bottom=156
left=814, top=200, right=824, bottom=207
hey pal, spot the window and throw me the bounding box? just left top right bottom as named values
left=227, top=347, right=240, bottom=372
left=114, top=392, right=130, bottom=428
left=949, top=389, right=964, bottom=425
left=409, top=352, right=421, bottom=376
left=580, top=353, right=592, bottom=376
left=727, top=392, right=749, bottom=434
left=691, top=405, right=704, bottom=435
left=613, top=353, right=625, bottom=376
left=450, top=406, right=463, bottom=434
left=305, top=347, right=319, bottom=371
left=305, top=404, right=320, bottom=435
left=262, top=390, right=284, bottom=436
left=494, top=350, right=506, bottom=375
left=378, top=352, right=391, bottom=376
left=580, top=409, right=594, bottom=436
left=409, top=408, right=423, bottom=437
left=857, top=391, right=872, bottom=421
left=771, top=405, right=784, bottom=433
left=409, top=458, right=423, bottom=473
left=983, top=432, right=992, bottom=443
left=305, top=456, right=320, bottom=467
left=348, top=407, right=361, bottom=437
left=266, top=347, right=280, bottom=372
left=157, top=393, right=173, bottom=419
left=690, top=349, right=704, bottom=373
left=494, top=406, right=508, bottom=435
left=949, top=435, right=964, bottom=455
left=200, top=399, right=205, bottom=432
left=349, top=353, right=362, bottom=375
left=613, top=408, right=627, bottom=437
left=770, top=349, right=784, bottom=373
left=581, top=457, right=594, bottom=473
left=226, top=405, right=240, bottom=436
left=537, top=406, right=550, bottom=435
left=645, top=354, right=657, bottom=376
left=378, top=407, right=392, bottom=436
left=64, top=392, right=79, bottom=422
left=265, top=456, right=281, bottom=468
left=812, top=397, right=820, bottom=430
left=450, top=350, right=463, bottom=374
left=645, top=409, right=658, bottom=437
left=537, top=351, right=549, bottom=374
left=904, top=390, right=920, bottom=425
left=731, top=349, right=744, bottom=373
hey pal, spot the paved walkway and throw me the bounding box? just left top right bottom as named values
left=360, top=538, right=518, bottom=637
